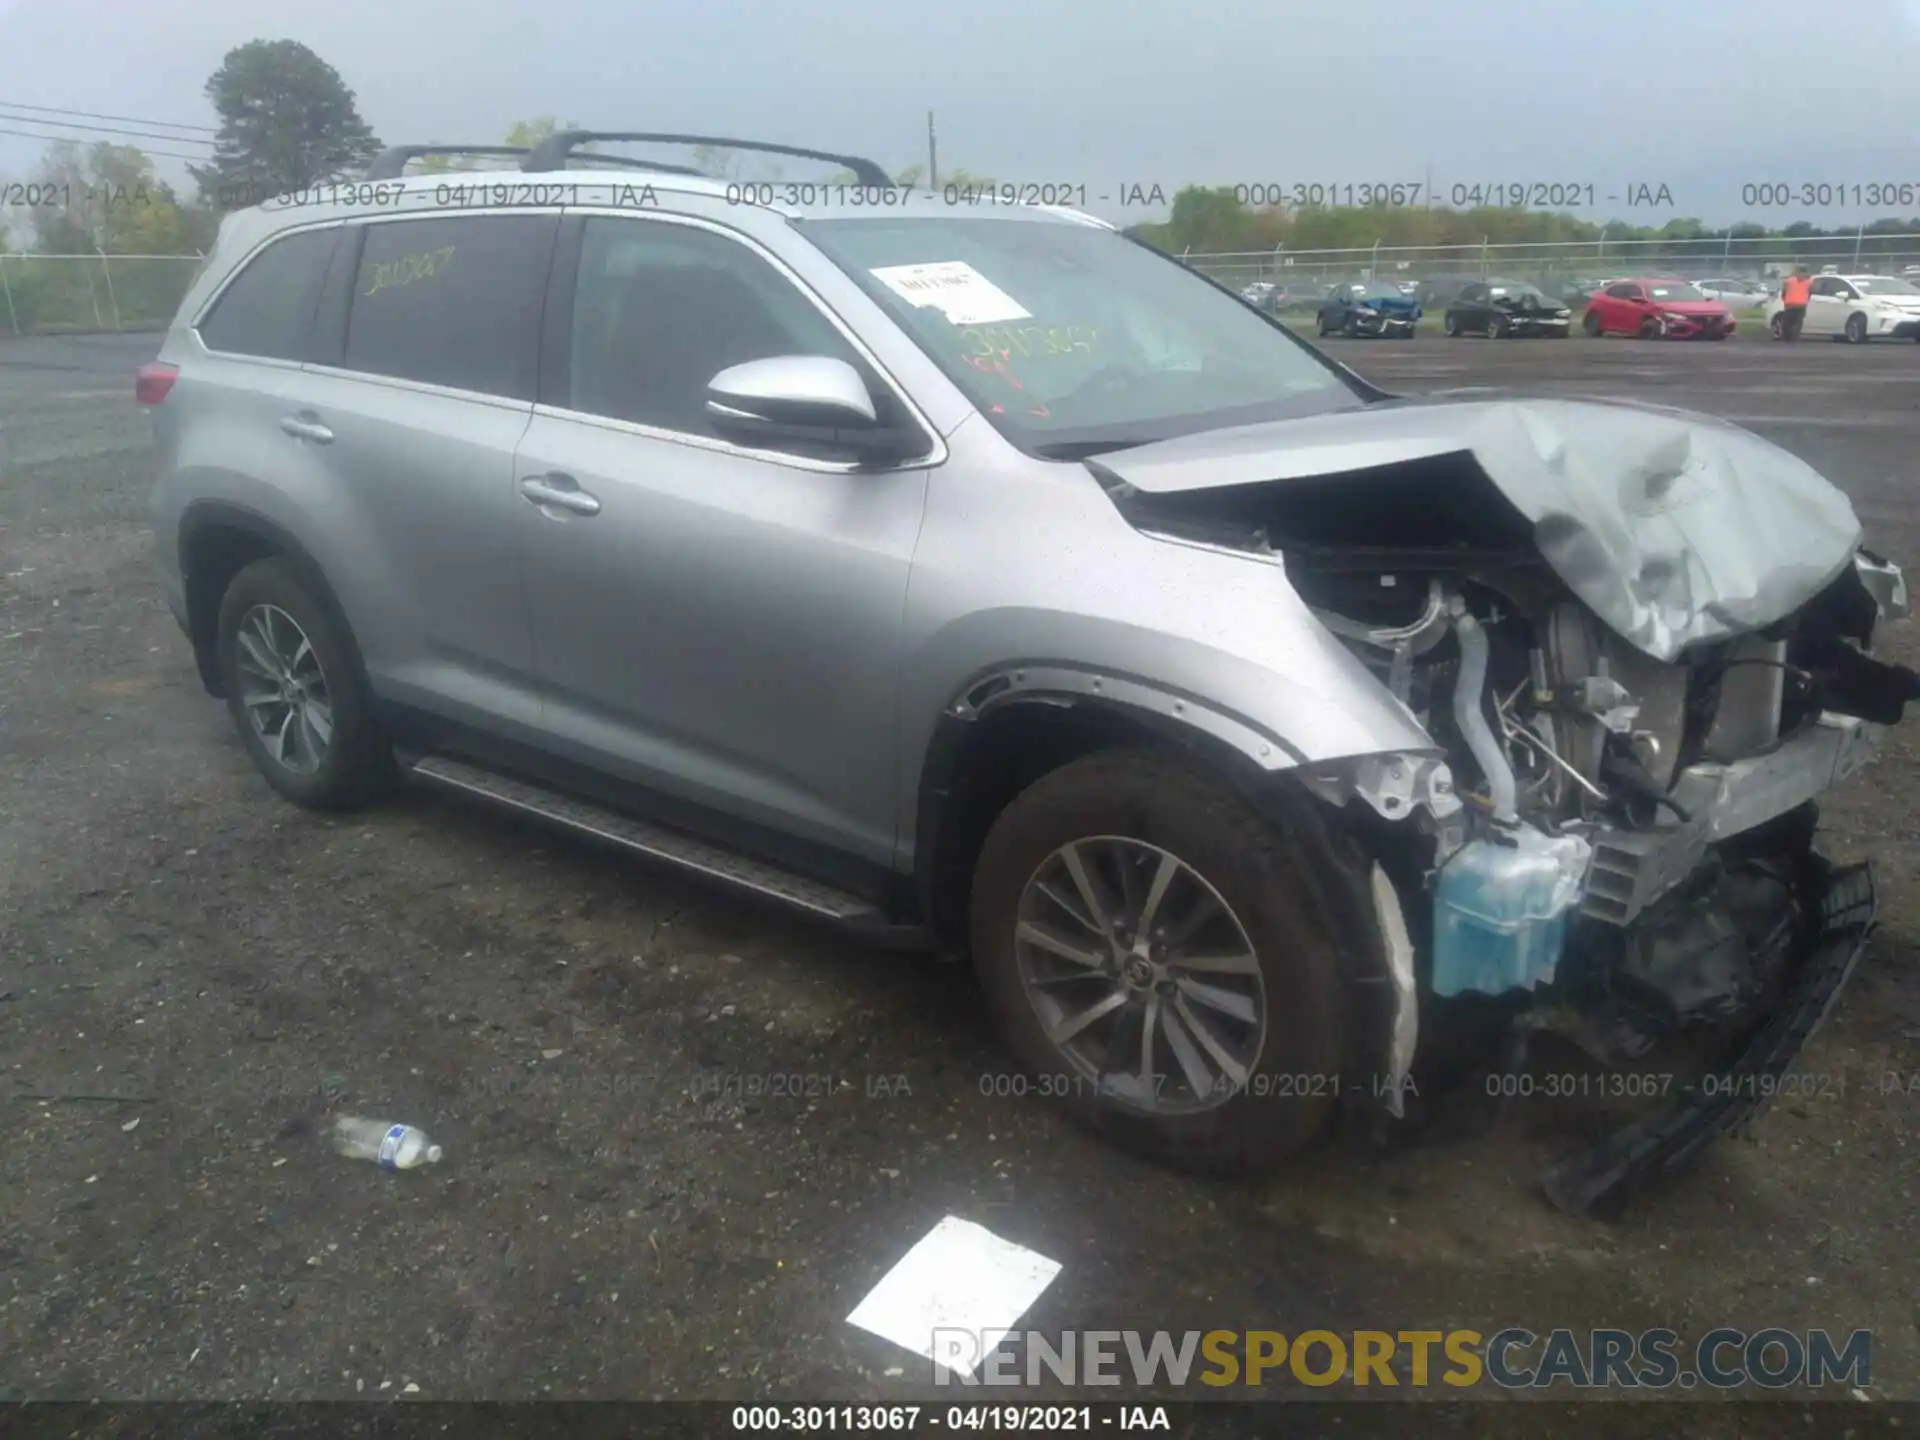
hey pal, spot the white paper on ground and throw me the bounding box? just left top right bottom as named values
left=845, top=1215, right=1062, bottom=1375
left=868, top=261, right=1032, bottom=325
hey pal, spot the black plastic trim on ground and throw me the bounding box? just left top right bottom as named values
left=1538, top=860, right=1876, bottom=1217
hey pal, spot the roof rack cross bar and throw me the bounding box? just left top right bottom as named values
left=521, top=131, right=892, bottom=187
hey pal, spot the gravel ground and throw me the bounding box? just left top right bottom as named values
left=0, top=331, right=1914, bottom=1427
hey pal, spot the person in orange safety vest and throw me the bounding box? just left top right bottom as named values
left=1778, top=268, right=1812, bottom=339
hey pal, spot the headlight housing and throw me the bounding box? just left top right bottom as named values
left=1356, top=306, right=1377, bottom=317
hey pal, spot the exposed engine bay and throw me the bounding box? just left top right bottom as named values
left=1087, top=400, right=1916, bottom=1211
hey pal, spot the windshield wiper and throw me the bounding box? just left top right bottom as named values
left=1031, top=437, right=1158, bottom=460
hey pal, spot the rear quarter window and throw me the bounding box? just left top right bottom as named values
left=196, top=227, right=337, bottom=361
left=339, top=214, right=557, bottom=399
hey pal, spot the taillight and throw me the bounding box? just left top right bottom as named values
left=136, top=362, right=179, bottom=406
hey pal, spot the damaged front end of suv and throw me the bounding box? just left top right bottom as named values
left=1091, top=394, right=1914, bottom=1215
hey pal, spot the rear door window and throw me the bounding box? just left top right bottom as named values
left=339, top=214, right=557, bottom=399
left=197, top=227, right=337, bottom=361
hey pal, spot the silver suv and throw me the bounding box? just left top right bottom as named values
left=145, top=133, right=1918, bottom=1212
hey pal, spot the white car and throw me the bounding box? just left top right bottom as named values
left=1764, top=273, right=1920, bottom=342
left=1695, top=277, right=1770, bottom=310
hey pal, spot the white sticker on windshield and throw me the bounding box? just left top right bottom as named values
left=869, top=261, right=1032, bottom=325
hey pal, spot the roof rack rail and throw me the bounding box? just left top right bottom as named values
left=365, top=144, right=714, bottom=182
left=521, top=131, right=892, bottom=187
left=365, top=145, right=532, bottom=180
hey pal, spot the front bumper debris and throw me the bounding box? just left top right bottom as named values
left=1538, top=859, right=1875, bottom=1217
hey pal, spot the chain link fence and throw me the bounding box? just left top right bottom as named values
left=0, top=254, right=205, bottom=337
left=1182, top=235, right=1920, bottom=299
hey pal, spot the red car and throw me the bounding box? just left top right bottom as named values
left=1581, top=278, right=1736, bottom=340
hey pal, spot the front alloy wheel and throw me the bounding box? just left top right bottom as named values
left=968, top=750, right=1347, bottom=1175
left=234, top=604, right=334, bottom=775
left=1013, top=837, right=1265, bottom=1113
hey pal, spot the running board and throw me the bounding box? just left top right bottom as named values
left=407, top=754, right=885, bottom=924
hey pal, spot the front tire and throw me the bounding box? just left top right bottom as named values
left=1444, top=313, right=1461, bottom=336
left=215, top=558, right=394, bottom=811
left=1486, top=313, right=1507, bottom=338
left=1845, top=312, right=1868, bottom=344
left=968, top=750, right=1345, bottom=1175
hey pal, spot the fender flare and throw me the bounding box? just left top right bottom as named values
left=177, top=499, right=365, bottom=699
left=909, top=662, right=1313, bottom=932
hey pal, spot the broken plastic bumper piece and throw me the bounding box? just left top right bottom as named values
left=1538, top=858, right=1875, bottom=1217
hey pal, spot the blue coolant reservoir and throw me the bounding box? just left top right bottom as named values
left=1431, top=826, right=1594, bottom=997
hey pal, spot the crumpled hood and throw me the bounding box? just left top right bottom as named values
left=1090, top=394, right=1863, bottom=662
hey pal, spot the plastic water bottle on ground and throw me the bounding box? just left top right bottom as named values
left=331, top=1115, right=444, bottom=1170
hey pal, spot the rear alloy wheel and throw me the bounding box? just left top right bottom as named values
left=216, top=558, right=394, bottom=811
left=1845, top=312, right=1869, bottom=344
left=1582, top=310, right=1603, bottom=337
left=969, top=750, right=1346, bottom=1175
left=1771, top=312, right=1788, bottom=340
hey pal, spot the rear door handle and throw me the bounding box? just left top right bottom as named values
left=279, top=414, right=334, bottom=444
left=519, top=473, right=601, bottom=517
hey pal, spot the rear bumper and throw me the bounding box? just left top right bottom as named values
left=1539, top=859, right=1875, bottom=1216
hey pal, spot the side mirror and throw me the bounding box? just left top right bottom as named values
left=705, top=356, right=918, bottom=462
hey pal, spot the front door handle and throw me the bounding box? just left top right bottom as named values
left=280, top=414, right=334, bottom=443
left=519, top=473, right=601, bottom=517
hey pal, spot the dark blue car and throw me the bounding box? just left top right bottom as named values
left=1315, top=279, right=1420, bottom=338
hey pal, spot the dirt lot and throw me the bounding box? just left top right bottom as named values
left=0, top=331, right=1915, bottom=1425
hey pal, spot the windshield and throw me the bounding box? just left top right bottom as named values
left=1342, top=281, right=1405, bottom=301
left=1854, top=276, right=1920, bottom=296
left=802, top=217, right=1360, bottom=455
left=1487, top=282, right=1550, bottom=303
left=1646, top=282, right=1706, bottom=300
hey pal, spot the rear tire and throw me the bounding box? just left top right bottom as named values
left=968, top=750, right=1346, bottom=1176
left=1582, top=310, right=1602, bottom=337
left=215, top=558, right=395, bottom=812
left=1444, top=313, right=1460, bottom=336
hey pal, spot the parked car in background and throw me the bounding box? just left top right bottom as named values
left=1443, top=278, right=1573, bottom=337
left=1763, top=273, right=1920, bottom=342
left=1417, top=274, right=1481, bottom=308
left=1316, top=279, right=1420, bottom=337
left=1582, top=278, right=1736, bottom=339
left=1695, top=277, right=1770, bottom=310
left=1546, top=276, right=1605, bottom=308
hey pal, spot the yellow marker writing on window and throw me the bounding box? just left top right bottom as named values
left=962, top=325, right=1097, bottom=358
left=363, top=245, right=456, bottom=299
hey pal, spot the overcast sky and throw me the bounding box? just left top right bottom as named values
left=4, top=0, right=1920, bottom=227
